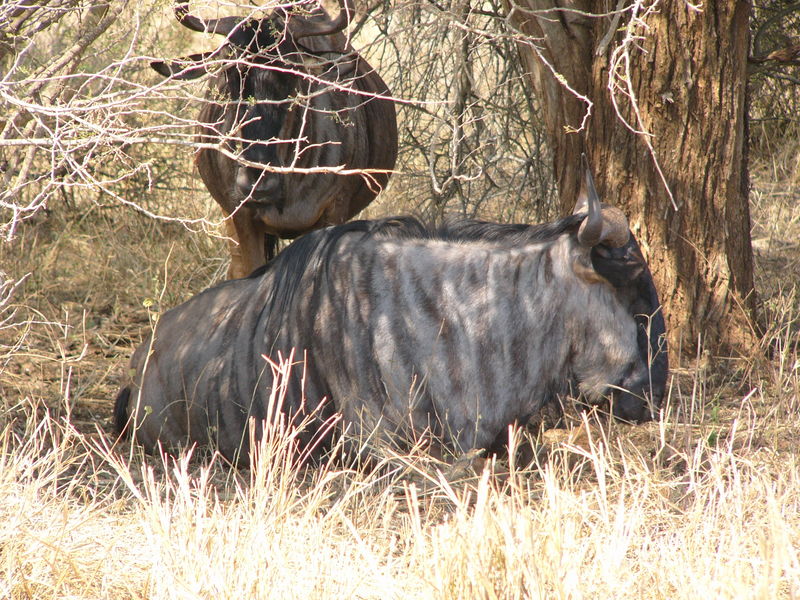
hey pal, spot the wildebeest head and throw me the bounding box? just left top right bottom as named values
left=571, top=160, right=668, bottom=423
left=151, top=0, right=358, bottom=203
left=441, top=160, right=668, bottom=425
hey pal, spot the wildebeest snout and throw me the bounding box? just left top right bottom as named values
left=612, top=390, right=658, bottom=423
left=611, top=362, right=664, bottom=423
left=236, top=166, right=283, bottom=203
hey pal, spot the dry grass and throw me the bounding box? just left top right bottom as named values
left=1, top=165, right=799, bottom=598
left=1, top=374, right=800, bottom=598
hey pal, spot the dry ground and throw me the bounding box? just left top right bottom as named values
left=0, top=164, right=799, bottom=598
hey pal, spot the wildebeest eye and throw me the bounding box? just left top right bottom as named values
left=593, top=244, right=613, bottom=260
left=591, top=242, right=644, bottom=287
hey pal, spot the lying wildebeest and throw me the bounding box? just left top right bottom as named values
left=152, top=0, right=398, bottom=278
left=114, top=166, right=668, bottom=464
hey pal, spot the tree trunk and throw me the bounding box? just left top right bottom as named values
left=504, top=0, right=760, bottom=356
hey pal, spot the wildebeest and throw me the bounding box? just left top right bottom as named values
left=152, top=0, right=398, bottom=278
left=114, top=166, right=668, bottom=464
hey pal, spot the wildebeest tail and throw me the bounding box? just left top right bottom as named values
left=113, top=386, right=131, bottom=437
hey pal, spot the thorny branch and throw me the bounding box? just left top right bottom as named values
left=0, top=0, right=557, bottom=240
left=605, top=0, right=678, bottom=210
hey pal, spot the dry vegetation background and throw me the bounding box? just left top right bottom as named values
left=1, top=1, right=799, bottom=597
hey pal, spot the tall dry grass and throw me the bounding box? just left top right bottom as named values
left=2, top=347, right=800, bottom=599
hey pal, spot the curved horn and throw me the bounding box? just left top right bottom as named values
left=576, top=155, right=630, bottom=248
left=576, top=156, right=603, bottom=247
left=291, top=0, right=355, bottom=40
left=174, top=1, right=240, bottom=36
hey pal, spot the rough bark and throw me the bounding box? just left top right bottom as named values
left=504, top=0, right=760, bottom=356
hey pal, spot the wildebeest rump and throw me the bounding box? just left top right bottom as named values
left=114, top=168, right=668, bottom=463
left=152, top=0, right=398, bottom=278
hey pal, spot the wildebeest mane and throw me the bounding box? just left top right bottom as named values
left=258, top=216, right=431, bottom=323
left=437, top=214, right=585, bottom=245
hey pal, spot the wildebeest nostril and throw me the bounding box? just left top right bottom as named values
left=253, top=174, right=280, bottom=195
left=236, top=168, right=280, bottom=200
left=612, top=391, right=657, bottom=423
left=235, top=168, right=251, bottom=193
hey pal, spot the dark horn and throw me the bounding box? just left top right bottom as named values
left=292, top=0, right=355, bottom=40
left=577, top=155, right=603, bottom=247
left=576, top=155, right=630, bottom=248
left=174, top=1, right=240, bottom=36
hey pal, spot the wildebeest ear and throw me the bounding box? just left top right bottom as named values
left=151, top=52, right=215, bottom=80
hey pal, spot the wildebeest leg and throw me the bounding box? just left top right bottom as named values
left=225, top=210, right=270, bottom=279
left=441, top=448, right=487, bottom=480
left=265, top=233, right=279, bottom=262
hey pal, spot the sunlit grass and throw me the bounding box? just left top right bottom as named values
left=2, top=323, right=800, bottom=599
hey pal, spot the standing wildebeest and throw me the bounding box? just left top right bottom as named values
left=152, top=0, right=398, bottom=278
left=115, top=166, right=668, bottom=464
